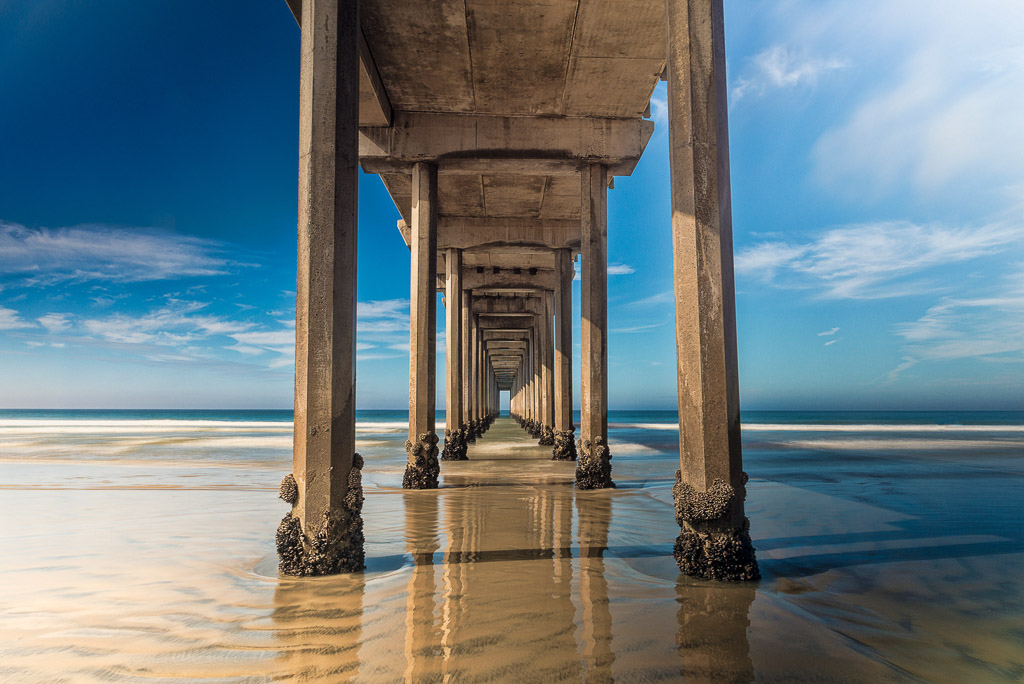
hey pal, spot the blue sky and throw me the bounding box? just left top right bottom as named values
left=2, top=0, right=1023, bottom=410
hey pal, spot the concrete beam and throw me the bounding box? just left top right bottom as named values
left=360, top=112, right=654, bottom=176
left=482, top=329, right=530, bottom=342
left=477, top=315, right=536, bottom=330
left=397, top=217, right=579, bottom=251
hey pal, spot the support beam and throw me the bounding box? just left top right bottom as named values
left=441, top=249, right=467, bottom=461
left=539, top=292, right=555, bottom=446
left=461, top=289, right=473, bottom=441
left=403, top=161, right=440, bottom=489
left=360, top=112, right=655, bottom=175
left=398, top=218, right=580, bottom=252
left=278, top=0, right=363, bottom=576
left=666, top=0, right=758, bottom=581
left=577, top=163, right=613, bottom=489
left=553, top=248, right=576, bottom=461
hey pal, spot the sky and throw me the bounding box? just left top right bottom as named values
left=1, top=0, right=1023, bottom=410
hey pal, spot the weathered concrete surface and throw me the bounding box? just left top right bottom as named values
left=442, top=248, right=468, bottom=461
left=284, top=0, right=363, bottom=575
left=553, top=248, right=576, bottom=461
left=577, top=163, right=613, bottom=489
left=666, top=0, right=757, bottom=580
left=404, top=161, right=440, bottom=489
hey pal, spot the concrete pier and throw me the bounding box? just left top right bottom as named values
left=666, top=0, right=758, bottom=581
left=280, top=0, right=756, bottom=581
left=553, top=248, right=576, bottom=461
left=442, top=248, right=467, bottom=461
left=277, top=0, right=364, bottom=576
left=577, top=163, right=613, bottom=490
left=403, top=161, right=440, bottom=489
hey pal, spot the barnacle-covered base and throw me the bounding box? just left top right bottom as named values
left=440, top=426, right=468, bottom=461
left=673, top=521, right=759, bottom=582
left=275, top=455, right=365, bottom=576
left=672, top=470, right=759, bottom=581
left=538, top=425, right=555, bottom=446
left=403, top=432, right=440, bottom=489
left=575, top=437, right=614, bottom=489
left=551, top=429, right=577, bottom=461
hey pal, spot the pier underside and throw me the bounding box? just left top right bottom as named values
left=279, top=0, right=757, bottom=581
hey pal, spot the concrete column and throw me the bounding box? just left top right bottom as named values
left=665, top=0, right=758, bottom=581
left=576, top=163, right=613, bottom=489
left=277, top=0, right=364, bottom=576
left=442, top=249, right=467, bottom=461
left=532, top=327, right=540, bottom=436
left=541, top=291, right=555, bottom=445
left=403, top=161, right=440, bottom=489
left=461, top=290, right=474, bottom=441
left=552, top=249, right=576, bottom=461
left=468, top=316, right=478, bottom=440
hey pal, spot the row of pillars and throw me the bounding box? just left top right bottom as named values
left=277, top=0, right=758, bottom=582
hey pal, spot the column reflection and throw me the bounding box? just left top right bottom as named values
left=675, top=578, right=755, bottom=683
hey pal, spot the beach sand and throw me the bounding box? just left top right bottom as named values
left=1, top=413, right=1022, bottom=682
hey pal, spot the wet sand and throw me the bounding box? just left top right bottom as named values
left=1, top=414, right=1023, bottom=682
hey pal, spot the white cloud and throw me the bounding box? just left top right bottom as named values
left=38, top=313, right=72, bottom=332
left=732, top=45, right=847, bottom=102
left=611, top=322, right=665, bottom=334
left=230, top=330, right=294, bottom=347
left=357, top=299, right=409, bottom=334
left=884, top=271, right=1024, bottom=380
left=0, top=220, right=240, bottom=286
left=608, top=263, right=635, bottom=276
left=649, top=84, right=668, bottom=125
left=0, top=306, right=32, bottom=330
left=631, top=290, right=673, bottom=307
left=817, top=327, right=839, bottom=337
left=736, top=221, right=1021, bottom=299
left=800, top=0, right=1024, bottom=203
left=824, top=339, right=839, bottom=347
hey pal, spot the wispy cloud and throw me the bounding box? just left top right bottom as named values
left=799, top=1, right=1024, bottom=204
left=818, top=327, right=840, bottom=336
left=0, top=220, right=242, bottom=286
left=608, top=263, right=635, bottom=276
left=736, top=221, right=1021, bottom=299
left=0, top=306, right=33, bottom=330
left=631, top=290, right=673, bottom=307
left=38, top=313, right=72, bottom=332
left=357, top=299, right=409, bottom=334
left=732, top=45, right=847, bottom=102
left=82, top=300, right=248, bottom=347
left=611, top=322, right=665, bottom=334
left=884, top=270, right=1024, bottom=381
left=824, top=338, right=839, bottom=347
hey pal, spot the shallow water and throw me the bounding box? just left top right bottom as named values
left=1, top=410, right=1022, bottom=682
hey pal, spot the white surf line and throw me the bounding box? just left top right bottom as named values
left=611, top=422, right=1024, bottom=433
left=746, top=423, right=1024, bottom=432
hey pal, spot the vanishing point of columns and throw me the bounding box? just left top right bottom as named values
left=276, top=0, right=758, bottom=582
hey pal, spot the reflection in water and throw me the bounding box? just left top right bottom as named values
left=675, top=579, right=755, bottom=683
left=576, top=492, right=614, bottom=678
left=271, top=481, right=754, bottom=680
left=271, top=571, right=366, bottom=679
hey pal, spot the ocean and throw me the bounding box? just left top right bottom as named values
left=1, top=409, right=1022, bottom=681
